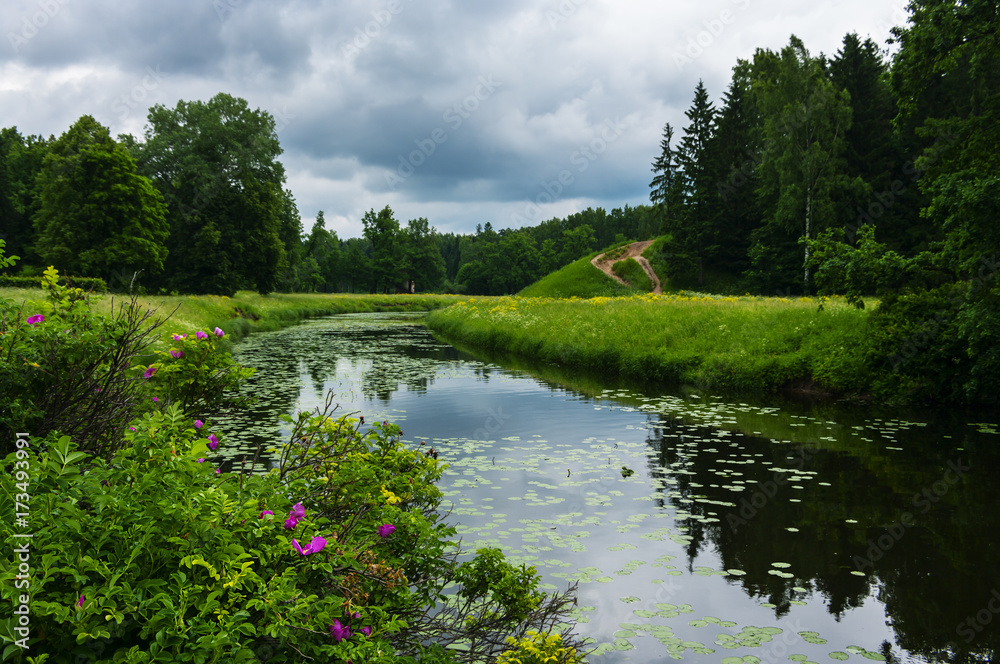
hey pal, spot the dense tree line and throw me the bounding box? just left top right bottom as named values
left=650, top=32, right=912, bottom=294
left=1, top=93, right=656, bottom=296
left=652, top=1, right=999, bottom=403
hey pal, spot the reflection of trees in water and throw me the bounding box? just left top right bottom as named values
left=642, top=411, right=1000, bottom=662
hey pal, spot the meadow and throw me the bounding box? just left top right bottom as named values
left=425, top=292, right=873, bottom=397
left=0, top=287, right=467, bottom=345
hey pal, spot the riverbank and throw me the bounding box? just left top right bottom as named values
left=425, top=292, right=871, bottom=398
left=0, top=288, right=469, bottom=344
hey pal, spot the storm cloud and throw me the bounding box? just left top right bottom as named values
left=2, top=0, right=908, bottom=236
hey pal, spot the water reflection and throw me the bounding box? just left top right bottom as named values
left=218, top=313, right=1000, bottom=663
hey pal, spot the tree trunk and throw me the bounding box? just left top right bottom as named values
left=804, top=187, right=812, bottom=295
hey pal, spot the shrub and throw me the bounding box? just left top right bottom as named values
left=0, top=275, right=108, bottom=293
left=0, top=403, right=582, bottom=662
left=0, top=267, right=166, bottom=458
left=138, top=325, right=254, bottom=420
left=497, top=630, right=586, bottom=664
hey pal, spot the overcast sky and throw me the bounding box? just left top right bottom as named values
left=2, top=0, right=909, bottom=238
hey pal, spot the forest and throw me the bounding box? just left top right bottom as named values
left=2, top=1, right=998, bottom=397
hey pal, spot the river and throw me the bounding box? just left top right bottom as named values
left=214, top=312, right=1000, bottom=663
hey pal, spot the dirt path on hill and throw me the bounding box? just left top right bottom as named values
left=591, top=240, right=662, bottom=294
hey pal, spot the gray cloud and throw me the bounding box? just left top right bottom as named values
left=1, top=0, right=909, bottom=236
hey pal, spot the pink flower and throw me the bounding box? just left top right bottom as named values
left=329, top=619, right=350, bottom=642
left=207, top=433, right=219, bottom=451
left=172, top=333, right=186, bottom=341
left=197, top=459, right=206, bottom=463
left=260, top=510, right=273, bottom=518
left=361, top=626, right=372, bottom=637
left=284, top=503, right=306, bottom=530
left=292, top=536, right=327, bottom=556
left=194, top=420, right=203, bottom=429
left=170, top=349, right=183, bottom=359
left=26, top=314, right=44, bottom=325
left=76, top=595, right=84, bottom=608
left=214, top=327, right=225, bottom=337
left=143, top=366, right=157, bottom=379
left=129, top=426, right=136, bottom=431
left=377, top=523, right=396, bottom=538
left=152, top=397, right=158, bottom=402
left=196, top=331, right=208, bottom=340
left=215, top=467, right=221, bottom=474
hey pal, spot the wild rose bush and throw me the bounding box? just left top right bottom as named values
left=138, top=325, right=254, bottom=420
left=0, top=406, right=581, bottom=662
left=0, top=263, right=583, bottom=661
left=0, top=266, right=167, bottom=458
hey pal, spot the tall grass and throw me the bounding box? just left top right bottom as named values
left=2, top=288, right=467, bottom=345
left=426, top=292, right=872, bottom=396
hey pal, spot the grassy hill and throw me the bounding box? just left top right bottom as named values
left=519, top=246, right=649, bottom=298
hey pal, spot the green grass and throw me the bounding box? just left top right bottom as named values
left=2, top=288, right=469, bottom=346
left=519, top=253, right=641, bottom=298
left=425, top=292, right=873, bottom=397
left=611, top=258, right=653, bottom=292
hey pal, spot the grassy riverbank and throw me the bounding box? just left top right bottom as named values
left=1, top=288, right=468, bottom=344
left=426, top=292, right=872, bottom=396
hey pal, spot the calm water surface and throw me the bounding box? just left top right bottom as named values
left=216, top=312, right=1000, bottom=663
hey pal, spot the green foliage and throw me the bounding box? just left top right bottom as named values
left=807, top=225, right=908, bottom=308
left=750, top=36, right=859, bottom=294
left=0, top=267, right=166, bottom=458
left=0, top=275, right=107, bottom=292
left=0, top=128, right=49, bottom=269
left=611, top=258, right=653, bottom=292
left=454, top=548, right=544, bottom=626
left=138, top=327, right=255, bottom=420
left=672, top=80, right=719, bottom=287
left=0, top=404, right=581, bottom=661
left=497, top=630, right=586, bottom=664
left=0, top=240, right=19, bottom=271
left=134, top=93, right=287, bottom=296
left=33, top=116, right=169, bottom=286
left=363, top=206, right=402, bottom=293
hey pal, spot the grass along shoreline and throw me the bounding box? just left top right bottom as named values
left=425, top=292, right=872, bottom=398
left=1, top=288, right=470, bottom=346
